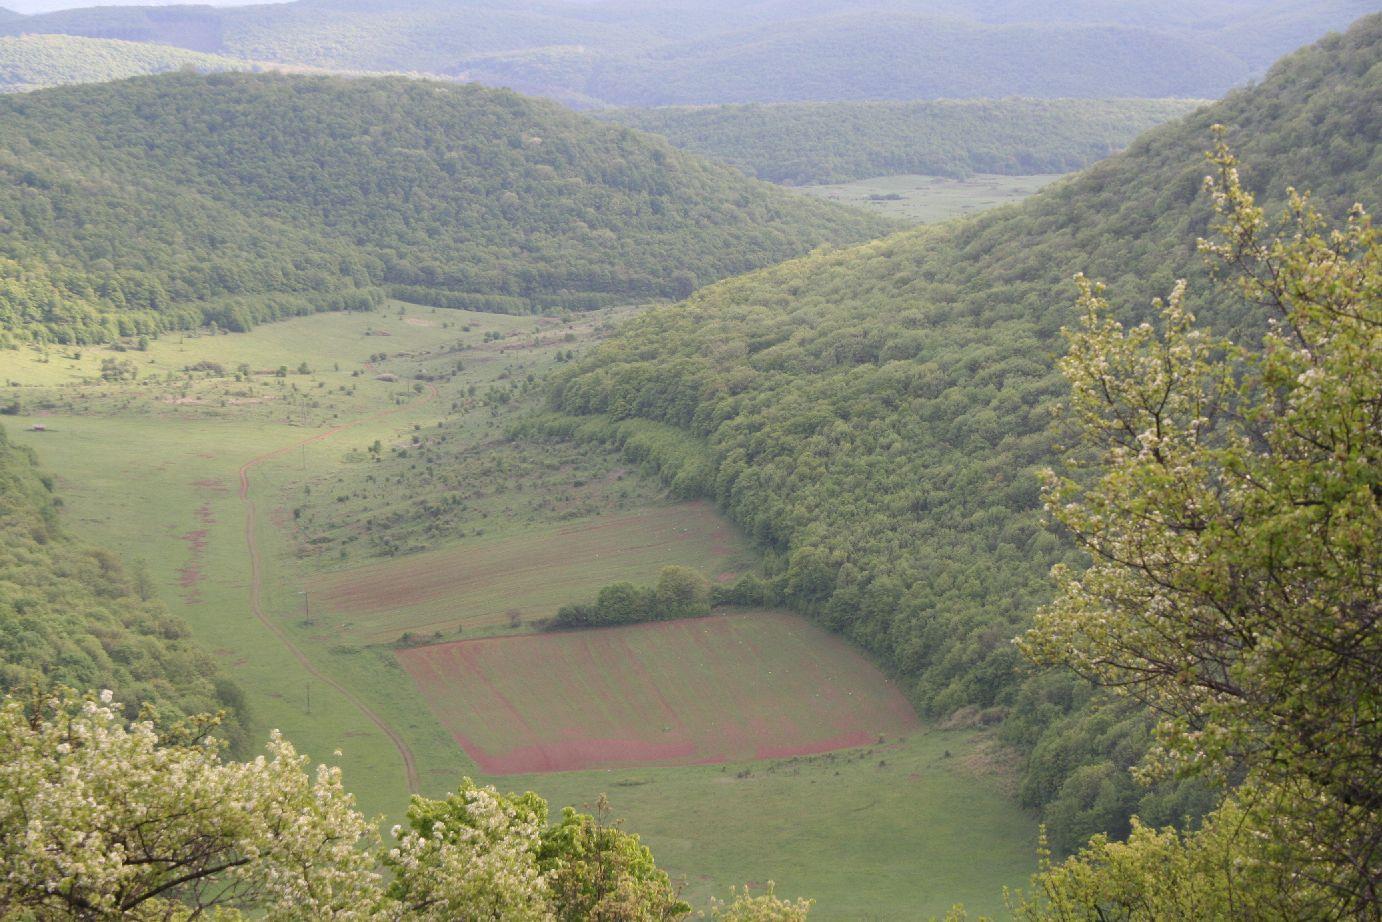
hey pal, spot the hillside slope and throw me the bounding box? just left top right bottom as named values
left=0, top=424, right=246, bottom=745
left=600, top=98, right=1205, bottom=185
left=0, top=0, right=1370, bottom=103
left=0, top=72, right=889, bottom=343
left=546, top=15, right=1382, bottom=847
left=0, top=34, right=330, bottom=93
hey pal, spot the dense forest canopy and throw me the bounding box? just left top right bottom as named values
left=0, top=424, right=247, bottom=746
left=599, top=98, right=1203, bottom=185
left=0, top=72, right=888, bottom=344
left=545, top=15, right=1382, bottom=850
left=0, top=0, right=1370, bottom=104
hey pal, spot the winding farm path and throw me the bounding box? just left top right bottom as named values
left=236, top=384, right=439, bottom=795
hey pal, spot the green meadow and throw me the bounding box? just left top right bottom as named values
left=798, top=173, right=1065, bottom=224
left=0, top=303, right=1035, bottom=918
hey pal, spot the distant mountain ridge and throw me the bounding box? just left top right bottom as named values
left=584, top=14, right=1243, bottom=103
left=0, top=0, right=1372, bottom=104
left=0, top=34, right=264, bottom=92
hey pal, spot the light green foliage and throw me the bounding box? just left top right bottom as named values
left=0, top=687, right=380, bottom=919
left=383, top=780, right=696, bottom=920
left=540, top=796, right=692, bottom=921
left=386, top=783, right=554, bottom=921
left=600, top=99, right=1202, bottom=186
left=1010, top=800, right=1331, bottom=920
left=0, top=73, right=886, bottom=344
left=547, top=16, right=1382, bottom=850
left=0, top=688, right=740, bottom=920
left=1022, top=143, right=1379, bottom=914
left=707, top=883, right=812, bottom=921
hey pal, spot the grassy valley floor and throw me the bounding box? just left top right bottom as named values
left=0, top=304, right=1035, bottom=917
left=798, top=173, right=1066, bottom=224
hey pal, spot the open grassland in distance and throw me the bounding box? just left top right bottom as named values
left=799, top=172, right=1065, bottom=223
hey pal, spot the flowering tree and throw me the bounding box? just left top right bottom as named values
left=388, top=784, right=692, bottom=921
left=384, top=783, right=553, bottom=920
left=0, top=687, right=381, bottom=919
left=1021, top=138, right=1379, bottom=914
left=707, top=884, right=812, bottom=921
left=0, top=688, right=810, bottom=919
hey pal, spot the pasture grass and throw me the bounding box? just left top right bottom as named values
left=309, top=502, right=753, bottom=643
left=798, top=172, right=1065, bottom=224
left=516, top=729, right=1034, bottom=919
left=0, top=303, right=1037, bottom=917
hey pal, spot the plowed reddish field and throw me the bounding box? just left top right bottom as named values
left=397, top=611, right=921, bottom=774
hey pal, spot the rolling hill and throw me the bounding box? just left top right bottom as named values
left=0, top=0, right=1371, bottom=104
left=575, top=14, right=1245, bottom=105
left=543, top=13, right=1382, bottom=850
left=0, top=33, right=261, bottom=92
left=599, top=98, right=1205, bottom=185
left=0, top=72, right=889, bottom=343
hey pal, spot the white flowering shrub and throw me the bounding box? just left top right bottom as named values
left=707, top=883, right=812, bottom=921
left=0, top=689, right=795, bottom=919
left=384, top=785, right=553, bottom=921
left=0, top=687, right=381, bottom=919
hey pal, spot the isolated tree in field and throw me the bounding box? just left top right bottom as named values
left=1019, top=141, right=1380, bottom=915
left=99, top=356, right=137, bottom=382
left=654, top=566, right=712, bottom=620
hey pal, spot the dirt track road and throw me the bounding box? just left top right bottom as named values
left=236, top=385, right=438, bottom=795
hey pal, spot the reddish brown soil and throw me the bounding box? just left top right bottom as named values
left=176, top=501, right=216, bottom=604
left=398, top=612, right=920, bottom=775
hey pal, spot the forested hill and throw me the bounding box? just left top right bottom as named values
left=0, top=0, right=1371, bottom=104
left=575, top=15, right=1241, bottom=105
left=0, top=72, right=889, bottom=344
left=0, top=424, right=247, bottom=747
left=0, top=34, right=259, bottom=92
left=546, top=15, right=1381, bottom=849
left=599, top=98, right=1204, bottom=185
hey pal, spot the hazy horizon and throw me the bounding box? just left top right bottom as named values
left=5, top=0, right=262, bottom=13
